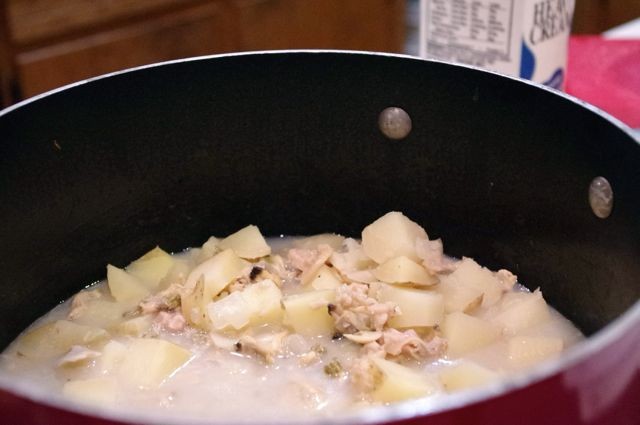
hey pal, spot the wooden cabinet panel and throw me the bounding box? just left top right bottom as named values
left=1, top=3, right=15, bottom=107
left=234, top=0, right=405, bottom=52
left=573, top=0, right=640, bottom=34
left=16, top=2, right=237, bottom=97
left=3, top=0, right=406, bottom=101
left=8, top=0, right=205, bottom=46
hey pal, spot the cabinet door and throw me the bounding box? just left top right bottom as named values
left=1, top=3, right=15, bottom=107
left=15, top=2, right=238, bottom=97
left=232, top=0, right=405, bottom=52
left=573, top=0, right=640, bottom=33
left=8, top=0, right=406, bottom=99
left=8, top=0, right=197, bottom=46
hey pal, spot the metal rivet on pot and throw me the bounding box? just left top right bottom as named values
left=379, top=107, right=412, bottom=140
left=588, top=176, right=613, bottom=219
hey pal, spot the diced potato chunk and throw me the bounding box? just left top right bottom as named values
left=115, top=315, right=153, bottom=336
left=440, top=258, right=502, bottom=307
left=72, top=300, right=129, bottom=329
left=508, top=336, right=563, bottom=368
left=207, top=291, right=246, bottom=330
left=377, top=283, right=443, bottom=328
left=371, top=357, right=433, bottom=402
left=207, top=280, right=283, bottom=330
left=118, top=338, right=191, bottom=388
left=441, top=312, right=501, bottom=357
left=107, top=265, right=150, bottom=305
left=436, top=279, right=484, bottom=313
left=439, top=362, right=499, bottom=392
left=63, top=377, right=117, bottom=405
left=185, top=249, right=248, bottom=299
left=361, top=212, right=427, bottom=264
left=330, top=238, right=376, bottom=277
left=282, top=290, right=336, bottom=336
left=310, top=265, right=343, bottom=290
left=492, top=290, right=550, bottom=335
left=160, top=258, right=192, bottom=288
left=15, top=320, right=109, bottom=359
left=197, top=236, right=220, bottom=263
left=98, top=340, right=127, bottom=374
left=182, top=249, right=249, bottom=327
left=241, top=279, right=284, bottom=325
left=293, top=234, right=345, bottom=251
left=218, top=225, right=271, bottom=259
left=127, top=247, right=174, bottom=289
left=181, top=278, right=206, bottom=327
left=373, top=256, right=437, bottom=286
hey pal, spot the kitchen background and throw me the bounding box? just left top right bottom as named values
left=1, top=0, right=639, bottom=116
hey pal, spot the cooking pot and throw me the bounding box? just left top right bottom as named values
left=0, top=51, right=638, bottom=425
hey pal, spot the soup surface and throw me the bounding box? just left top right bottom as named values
left=0, top=212, right=583, bottom=422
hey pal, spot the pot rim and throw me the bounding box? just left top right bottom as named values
left=1, top=49, right=638, bottom=143
left=1, top=49, right=639, bottom=425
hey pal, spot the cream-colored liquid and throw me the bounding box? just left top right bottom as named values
left=0, top=237, right=584, bottom=422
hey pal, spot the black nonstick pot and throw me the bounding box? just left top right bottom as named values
left=0, top=51, right=638, bottom=425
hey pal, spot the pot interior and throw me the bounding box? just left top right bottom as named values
left=1, top=52, right=639, bottom=350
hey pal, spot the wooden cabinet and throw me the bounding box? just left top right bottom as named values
left=0, top=0, right=405, bottom=105
left=573, top=0, right=640, bottom=34
left=1, top=2, right=16, bottom=106
left=14, top=2, right=238, bottom=98
left=232, top=0, right=405, bottom=51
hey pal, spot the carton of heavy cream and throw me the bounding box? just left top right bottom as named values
left=420, top=0, right=575, bottom=89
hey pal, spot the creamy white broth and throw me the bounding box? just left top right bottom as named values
left=0, top=212, right=584, bottom=422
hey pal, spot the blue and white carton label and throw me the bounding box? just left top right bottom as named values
left=419, top=0, right=575, bottom=89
